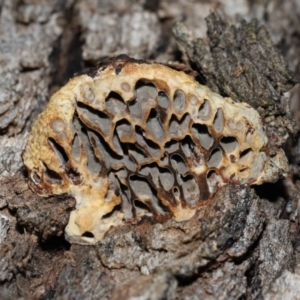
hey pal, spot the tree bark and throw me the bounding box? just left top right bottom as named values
left=1, top=1, right=300, bottom=299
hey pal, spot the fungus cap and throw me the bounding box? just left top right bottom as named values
left=23, top=55, right=288, bottom=244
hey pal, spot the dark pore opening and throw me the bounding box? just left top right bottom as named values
left=82, top=231, right=94, bottom=238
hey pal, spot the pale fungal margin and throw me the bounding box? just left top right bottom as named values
left=23, top=55, right=289, bottom=245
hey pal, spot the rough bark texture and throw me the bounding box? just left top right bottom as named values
left=1, top=0, right=300, bottom=299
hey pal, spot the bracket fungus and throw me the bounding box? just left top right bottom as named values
left=23, top=55, right=289, bottom=244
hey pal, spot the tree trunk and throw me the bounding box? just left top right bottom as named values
left=1, top=1, right=300, bottom=299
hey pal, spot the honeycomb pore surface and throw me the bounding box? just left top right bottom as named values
left=23, top=55, right=287, bottom=244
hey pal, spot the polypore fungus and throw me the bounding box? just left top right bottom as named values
left=23, top=55, right=289, bottom=244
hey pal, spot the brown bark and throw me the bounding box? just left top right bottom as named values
left=1, top=1, right=300, bottom=299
